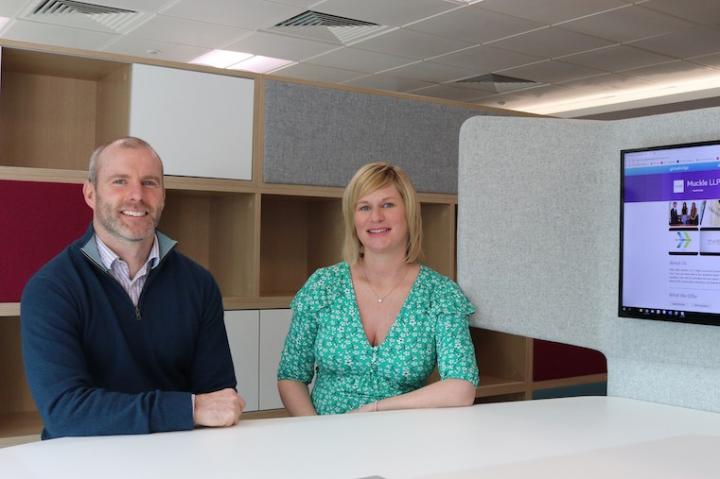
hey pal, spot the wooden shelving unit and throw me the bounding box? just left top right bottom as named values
left=0, top=41, right=606, bottom=447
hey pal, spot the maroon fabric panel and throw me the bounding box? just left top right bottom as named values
left=533, top=339, right=607, bottom=381
left=0, top=180, right=91, bottom=302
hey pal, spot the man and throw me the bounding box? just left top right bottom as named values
left=670, top=201, right=679, bottom=225
left=21, top=137, right=244, bottom=439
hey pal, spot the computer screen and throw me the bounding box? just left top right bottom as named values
left=620, top=140, right=720, bottom=326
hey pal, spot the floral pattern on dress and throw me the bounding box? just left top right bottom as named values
left=277, top=261, right=479, bottom=415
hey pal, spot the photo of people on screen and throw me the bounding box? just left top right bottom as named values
left=670, top=201, right=704, bottom=226
left=700, top=200, right=720, bottom=227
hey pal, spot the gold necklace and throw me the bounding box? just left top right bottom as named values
left=362, top=266, right=409, bottom=303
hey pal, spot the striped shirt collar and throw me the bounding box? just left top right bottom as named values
left=95, top=234, right=160, bottom=279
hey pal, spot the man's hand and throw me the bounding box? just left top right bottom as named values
left=193, top=388, right=245, bottom=427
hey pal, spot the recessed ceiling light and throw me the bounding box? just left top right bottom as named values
left=0, top=16, right=10, bottom=30
left=190, top=50, right=253, bottom=69
left=228, top=55, right=294, bottom=74
left=146, top=49, right=161, bottom=55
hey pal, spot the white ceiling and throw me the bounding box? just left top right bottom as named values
left=2, top=0, right=720, bottom=117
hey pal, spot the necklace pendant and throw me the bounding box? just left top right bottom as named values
left=378, top=298, right=383, bottom=303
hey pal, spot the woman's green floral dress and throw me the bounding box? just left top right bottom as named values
left=277, top=262, right=479, bottom=414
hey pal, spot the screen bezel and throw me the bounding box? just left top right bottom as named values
left=619, top=139, right=720, bottom=327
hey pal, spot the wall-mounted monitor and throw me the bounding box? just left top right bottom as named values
left=620, top=140, right=720, bottom=326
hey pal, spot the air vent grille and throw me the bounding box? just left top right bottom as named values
left=457, top=73, right=537, bottom=93
left=33, top=0, right=135, bottom=16
left=27, top=0, right=145, bottom=33
left=276, top=10, right=377, bottom=28
left=272, top=10, right=389, bottom=44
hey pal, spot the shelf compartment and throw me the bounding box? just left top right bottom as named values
left=420, top=202, right=455, bottom=278
left=471, top=327, right=529, bottom=387
left=533, top=339, right=607, bottom=381
left=159, top=190, right=257, bottom=299
left=0, top=48, right=129, bottom=170
left=260, top=195, right=343, bottom=297
left=0, top=180, right=92, bottom=302
left=0, top=316, right=39, bottom=443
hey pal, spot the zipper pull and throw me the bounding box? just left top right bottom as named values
left=135, top=305, right=141, bottom=321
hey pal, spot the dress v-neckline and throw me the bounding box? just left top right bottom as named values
left=347, top=262, right=423, bottom=349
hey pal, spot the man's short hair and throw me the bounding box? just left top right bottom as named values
left=88, top=137, right=163, bottom=184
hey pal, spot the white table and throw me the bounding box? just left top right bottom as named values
left=2, top=397, right=719, bottom=478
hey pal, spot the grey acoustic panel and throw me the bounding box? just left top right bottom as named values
left=458, top=108, right=720, bottom=412
left=263, top=80, right=493, bottom=194
left=457, top=116, right=616, bottom=350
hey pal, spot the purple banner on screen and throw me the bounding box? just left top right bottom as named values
left=624, top=170, right=720, bottom=202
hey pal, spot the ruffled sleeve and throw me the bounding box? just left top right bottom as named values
left=277, top=264, right=345, bottom=384
left=429, top=272, right=479, bottom=386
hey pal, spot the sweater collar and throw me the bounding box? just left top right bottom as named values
left=79, top=224, right=177, bottom=271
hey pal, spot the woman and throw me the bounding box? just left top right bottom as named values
left=690, top=202, right=698, bottom=225
left=277, top=162, right=478, bottom=415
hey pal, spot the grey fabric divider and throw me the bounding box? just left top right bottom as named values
left=263, top=80, right=493, bottom=194
left=458, top=108, right=720, bottom=412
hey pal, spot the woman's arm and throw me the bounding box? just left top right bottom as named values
left=278, top=380, right=317, bottom=416
left=353, top=379, right=475, bottom=413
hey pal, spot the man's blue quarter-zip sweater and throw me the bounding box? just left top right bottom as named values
left=21, top=225, right=236, bottom=439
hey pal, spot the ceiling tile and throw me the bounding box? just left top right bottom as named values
left=498, top=60, right=605, bottom=84
left=271, top=62, right=365, bottom=83
left=316, top=0, right=458, bottom=27
left=162, top=0, right=304, bottom=30
left=353, top=28, right=469, bottom=60
left=225, top=31, right=338, bottom=61
left=101, top=36, right=209, bottom=63
left=128, top=14, right=251, bottom=48
left=432, top=44, right=541, bottom=73
left=475, top=83, right=557, bottom=110
left=94, top=0, right=176, bottom=11
left=268, top=0, right=323, bottom=6
left=561, top=45, right=675, bottom=72
left=489, top=27, right=615, bottom=58
left=307, top=47, right=414, bottom=73
left=407, top=5, right=542, bottom=44
left=0, top=0, right=30, bottom=17
left=409, top=83, right=491, bottom=102
left=691, top=53, right=720, bottom=70
left=559, top=5, right=695, bottom=43
left=383, top=61, right=476, bottom=83
left=477, top=0, right=630, bottom=25
left=0, top=19, right=118, bottom=50
left=630, top=27, right=720, bottom=59
left=475, top=73, right=650, bottom=112
left=343, top=73, right=435, bottom=92
left=620, top=61, right=719, bottom=85
left=641, top=0, right=720, bottom=26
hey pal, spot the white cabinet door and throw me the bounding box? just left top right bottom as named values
left=259, top=309, right=292, bottom=410
left=224, top=310, right=259, bottom=412
left=129, top=64, right=254, bottom=180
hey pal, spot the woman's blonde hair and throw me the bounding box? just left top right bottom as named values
left=342, top=162, right=422, bottom=265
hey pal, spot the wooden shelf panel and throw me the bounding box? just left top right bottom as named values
left=224, top=296, right=292, bottom=310
left=476, top=375, right=527, bottom=398
left=0, top=166, right=86, bottom=183
left=530, top=373, right=608, bottom=392
left=243, top=409, right=289, bottom=420
left=0, top=411, right=42, bottom=439
left=0, top=303, right=20, bottom=317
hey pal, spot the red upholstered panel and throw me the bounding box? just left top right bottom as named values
left=533, top=339, right=607, bottom=381
left=0, top=180, right=91, bottom=302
